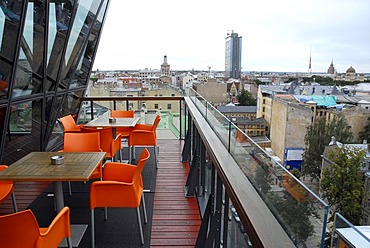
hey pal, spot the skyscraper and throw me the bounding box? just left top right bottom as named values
left=225, top=31, right=242, bottom=79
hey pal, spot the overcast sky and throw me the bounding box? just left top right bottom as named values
left=92, top=0, right=370, bottom=74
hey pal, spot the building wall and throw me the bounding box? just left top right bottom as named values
left=340, top=107, right=370, bottom=142
left=270, top=99, right=312, bottom=162
left=194, top=79, right=228, bottom=106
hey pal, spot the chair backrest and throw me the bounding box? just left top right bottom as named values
left=111, top=110, right=134, bottom=118
left=60, top=115, right=80, bottom=132
left=0, top=165, right=14, bottom=205
left=152, top=115, right=161, bottom=131
left=0, top=209, right=40, bottom=248
left=63, top=132, right=102, bottom=152
left=81, top=127, right=117, bottom=155
left=133, top=148, right=150, bottom=182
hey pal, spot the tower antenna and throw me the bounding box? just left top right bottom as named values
left=308, top=49, right=312, bottom=73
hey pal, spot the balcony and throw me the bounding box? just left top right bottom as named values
left=1, top=89, right=369, bottom=247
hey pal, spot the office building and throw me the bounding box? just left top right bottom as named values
left=225, top=31, right=242, bottom=79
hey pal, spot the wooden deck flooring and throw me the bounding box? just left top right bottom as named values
left=0, top=139, right=201, bottom=247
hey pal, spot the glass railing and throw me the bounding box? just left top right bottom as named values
left=187, top=88, right=329, bottom=247
left=331, top=213, right=370, bottom=247
left=77, top=96, right=185, bottom=140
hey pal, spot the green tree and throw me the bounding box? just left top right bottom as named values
left=320, top=146, right=365, bottom=225
left=267, top=192, right=316, bottom=246
left=237, top=89, right=257, bottom=106
left=302, top=113, right=353, bottom=180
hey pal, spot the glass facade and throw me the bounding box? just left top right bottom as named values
left=225, top=32, right=242, bottom=79
left=0, top=0, right=110, bottom=165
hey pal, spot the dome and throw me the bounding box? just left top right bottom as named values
left=346, top=66, right=356, bottom=73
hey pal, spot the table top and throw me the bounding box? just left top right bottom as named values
left=0, top=152, right=106, bottom=182
left=84, top=115, right=140, bottom=128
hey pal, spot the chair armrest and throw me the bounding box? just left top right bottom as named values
left=103, top=162, right=136, bottom=182
left=90, top=181, right=141, bottom=208
left=37, top=207, right=71, bottom=247
left=129, top=130, right=156, bottom=146
left=133, top=123, right=153, bottom=131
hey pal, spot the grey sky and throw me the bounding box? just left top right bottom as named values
left=92, top=0, right=370, bottom=73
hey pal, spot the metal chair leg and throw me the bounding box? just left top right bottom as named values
left=11, top=192, right=18, bottom=212
left=136, top=207, right=144, bottom=245
left=91, top=209, right=95, bottom=248
left=142, top=193, right=148, bottom=223
left=68, top=181, right=72, bottom=195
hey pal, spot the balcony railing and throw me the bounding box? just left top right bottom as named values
left=80, top=89, right=368, bottom=248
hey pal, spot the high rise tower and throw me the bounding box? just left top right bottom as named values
left=225, top=31, right=242, bottom=79
left=308, top=50, right=312, bottom=73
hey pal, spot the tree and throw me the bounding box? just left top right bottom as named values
left=237, top=89, right=256, bottom=106
left=302, top=113, right=353, bottom=181
left=320, top=146, right=365, bottom=225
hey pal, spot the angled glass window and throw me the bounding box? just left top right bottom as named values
left=0, top=2, right=23, bottom=101
left=13, top=1, right=45, bottom=98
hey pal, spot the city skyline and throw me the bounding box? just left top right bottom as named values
left=93, top=0, right=370, bottom=73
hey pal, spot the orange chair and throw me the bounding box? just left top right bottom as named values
left=60, top=114, right=84, bottom=132
left=81, top=126, right=122, bottom=162
left=61, top=132, right=104, bottom=195
left=0, top=165, right=18, bottom=212
left=111, top=110, right=135, bottom=139
left=0, top=206, right=72, bottom=248
left=128, top=115, right=160, bottom=168
left=90, top=148, right=150, bottom=247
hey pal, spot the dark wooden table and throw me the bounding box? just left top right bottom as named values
left=0, top=151, right=105, bottom=211
left=0, top=151, right=106, bottom=247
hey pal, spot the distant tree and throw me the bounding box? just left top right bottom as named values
left=267, top=192, right=316, bottom=246
left=254, top=162, right=272, bottom=195
left=237, top=89, right=257, bottom=106
left=320, top=146, right=365, bottom=225
left=302, top=118, right=327, bottom=181
left=302, top=113, right=353, bottom=180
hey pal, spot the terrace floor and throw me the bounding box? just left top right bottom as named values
left=0, top=138, right=201, bottom=247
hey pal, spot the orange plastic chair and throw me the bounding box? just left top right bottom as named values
left=128, top=115, right=160, bottom=168
left=60, top=114, right=84, bottom=132
left=111, top=110, right=135, bottom=139
left=0, top=165, right=18, bottom=212
left=81, top=126, right=122, bottom=162
left=0, top=206, right=71, bottom=248
left=90, top=148, right=150, bottom=247
left=61, top=132, right=104, bottom=195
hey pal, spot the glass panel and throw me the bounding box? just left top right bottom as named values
left=332, top=213, right=370, bottom=248
left=69, top=0, right=107, bottom=90
left=0, top=1, right=23, bottom=101
left=3, top=99, right=42, bottom=165
left=188, top=88, right=330, bottom=246
left=62, top=0, right=100, bottom=90
left=46, top=0, right=75, bottom=91
left=12, top=1, right=45, bottom=97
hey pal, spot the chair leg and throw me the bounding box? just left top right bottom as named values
left=119, top=149, right=123, bottom=162
left=142, top=193, right=148, bottom=223
left=67, top=237, right=72, bottom=248
left=68, top=181, right=72, bottom=196
left=136, top=208, right=144, bottom=245
left=11, top=192, right=18, bottom=212
left=104, top=207, right=108, bottom=220
left=91, top=209, right=95, bottom=248
left=154, top=146, right=158, bottom=169
left=129, top=146, right=132, bottom=163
